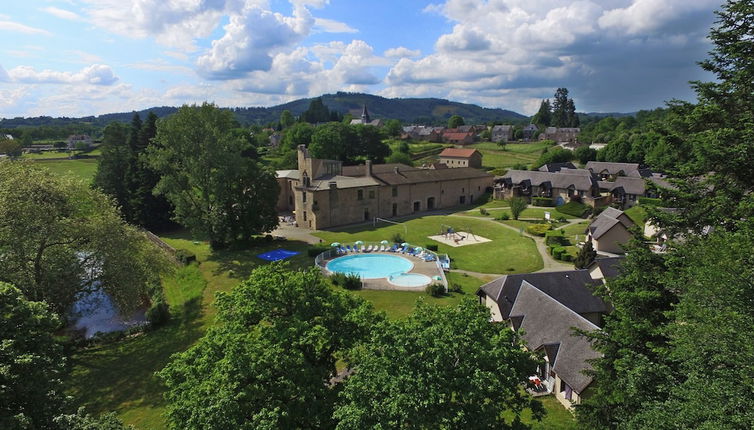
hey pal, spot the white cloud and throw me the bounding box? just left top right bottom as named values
left=0, top=65, right=9, bottom=82
left=40, top=6, right=83, bottom=21
left=314, top=17, right=357, bottom=33
left=196, top=4, right=315, bottom=79
left=384, top=47, right=421, bottom=58
left=0, top=20, right=52, bottom=36
left=7, top=64, right=118, bottom=85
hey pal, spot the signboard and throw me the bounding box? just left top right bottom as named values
left=544, top=211, right=551, bottom=221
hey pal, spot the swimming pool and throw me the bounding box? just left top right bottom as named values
left=388, top=273, right=432, bottom=288
left=326, top=254, right=413, bottom=279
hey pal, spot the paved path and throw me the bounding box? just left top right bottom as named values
left=270, top=223, right=322, bottom=245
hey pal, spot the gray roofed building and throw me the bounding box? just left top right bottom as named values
left=585, top=161, right=641, bottom=178
left=491, top=125, right=513, bottom=142
left=588, top=256, right=625, bottom=282
left=509, top=282, right=601, bottom=405
left=477, top=269, right=607, bottom=326
left=538, top=162, right=577, bottom=173
left=586, top=208, right=634, bottom=254
left=494, top=169, right=603, bottom=206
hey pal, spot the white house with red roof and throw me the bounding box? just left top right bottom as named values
left=438, top=148, right=482, bottom=169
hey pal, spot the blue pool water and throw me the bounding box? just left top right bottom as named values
left=388, top=273, right=432, bottom=288
left=326, top=254, right=413, bottom=279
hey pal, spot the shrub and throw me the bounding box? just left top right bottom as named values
left=557, top=201, right=592, bottom=218
left=391, top=232, right=405, bottom=244
left=479, top=208, right=489, bottom=216
left=532, top=197, right=555, bottom=207
left=509, top=197, right=529, bottom=220
left=545, top=229, right=567, bottom=246
left=526, top=223, right=552, bottom=236
left=552, top=246, right=566, bottom=260
left=497, top=212, right=510, bottom=221
left=307, top=245, right=330, bottom=257
left=638, top=197, right=664, bottom=206
left=330, top=272, right=362, bottom=290
left=560, top=253, right=573, bottom=262
left=425, top=244, right=439, bottom=252
left=146, top=298, right=170, bottom=327
left=175, top=249, right=197, bottom=265
left=449, top=283, right=463, bottom=293
left=425, top=283, right=445, bottom=297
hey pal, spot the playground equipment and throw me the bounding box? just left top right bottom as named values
left=439, top=224, right=478, bottom=243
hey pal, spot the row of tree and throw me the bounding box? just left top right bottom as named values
left=532, top=88, right=580, bottom=128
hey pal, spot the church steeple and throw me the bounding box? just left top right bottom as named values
left=361, top=104, right=370, bottom=124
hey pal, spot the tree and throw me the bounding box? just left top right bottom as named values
left=573, top=240, right=596, bottom=269
left=309, top=122, right=355, bottom=162
left=334, top=300, right=542, bottom=429
left=566, top=99, right=579, bottom=127
left=551, top=88, right=578, bottom=128
left=0, top=137, right=22, bottom=156
left=574, top=145, right=597, bottom=164
left=159, top=263, right=377, bottom=430
left=146, top=103, right=279, bottom=249
left=447, top=114, right=465, bottom=129
left=352, top=124, right=390, bottom=163
left=279, top=109, right=295, bottom=128
left=54, top=408, right=134, bottom=430
left=281, top=121, right=313, bottom=151
left=0, top=162, right=168, bottom=315
left=0, top=282, right=66, bottom=429
left=384, top=119, right=402, bottom=137
left=301, top=97, right=333, bottom=123
left=94, top=122, right=131, bottom=214
left=532, top=99, right=552, bottom=127
left=385, top=151, right=413, bottom=166
left=509, top=197, right=528, bottom=220
left=533, top=147, right=574, bottom=168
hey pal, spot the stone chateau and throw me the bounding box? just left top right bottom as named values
left=276, top=145, right=494, bottom=229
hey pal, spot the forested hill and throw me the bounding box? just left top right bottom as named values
left=0, top=92, right=527, bottom=129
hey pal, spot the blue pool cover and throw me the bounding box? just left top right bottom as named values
left=257, top=249, right=300, bottom=261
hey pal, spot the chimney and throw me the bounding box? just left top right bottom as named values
left=393, top=166, right=399, bottom=174
left=365, top=160, right=373, bottom=177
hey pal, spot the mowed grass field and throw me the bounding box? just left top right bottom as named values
left=414, top=141, right=551, bottom=170
left=314, top=215, right=543, bottom=274
left=35, top=158, right=99, bottom=182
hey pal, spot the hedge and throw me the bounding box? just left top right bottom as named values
left=557, top=201, right=592, bottom=218
left=175, top=249, right=197, bottom=265
left=545, top=229, right=567, bottom=246
left=638, top=197, right=664, bottom=206
left=532, top=197, right=556, bottom=207
left=307, top=245, right=330, bottom=257
left=425, top=244, right=439, bottom=252
left=526, top=223, right=552, bottom=236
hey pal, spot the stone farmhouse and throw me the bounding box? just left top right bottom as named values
left=67, top=134, right=92, bottom=149
left=438, top=148, right=482, bottom=169
left=585, top=207, right=635, bottom=254
left=522, top=124, right=539, bottom=140
left=491, top=125, right=513, bottom=142
left=442, top=131, right=475, bottom=145
left=477, top=270, right=608, bottom=408
left=277, top=146, right=494, bottom=229
left=540, top=127, right=580, bottom=144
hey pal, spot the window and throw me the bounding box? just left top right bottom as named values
left=460, top=195, right=466, bottom=204
left=303, top=211, right=307, bottom=221
left=392, top=187, right=398, bottom=197
left=302, top=191, right=307, bottom=202
left=413, top=201, right=420, bottom=212
left=392, top=203, right=397, bottom=216
left=462, top=187, right=465, bottom=193
left=357, top=189, right=363, bottom=200
left=369, top=190, right=375, bottom=199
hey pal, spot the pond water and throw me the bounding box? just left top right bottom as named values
left=69, top=287, right=147, bottom=338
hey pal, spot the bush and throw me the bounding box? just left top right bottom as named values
left=479, top=208, right=489, bottom=216
left=560, top=253, right=573, bottom=262
left=496, top=212, right=510, bottom=221
left=509, top=197, right=529, bottom=220
left=146, top=298, right=170, bottom=327
left=638, top=197, right=664, bottom=206
left=425, top=283, right=445, bottom=297
left=552, top=246, right=566, bottom=260
left=331, top=272, right=362, bottom=290
left=425, top=244, right=439, bottom=252
left=175, top=249, right=197, bottom=265
left=391, top=232, right=404, bottom=244
left=307, top=245, right=330, bottom=257
left=532, top=197, right=556, bottom=207
left=526, top=223, right=552, bottom=236
left=545, top=229, right=567, bottom=246
left=557, top=201, right=592, bottom=218
left=449, top=283, right=463, bottom=293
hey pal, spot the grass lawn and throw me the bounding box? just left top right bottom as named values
left=21, top=151, right=71, bottom=159
left=526, top=395, right=578, bottom=429
left=462, top=206, right=577, bottom=220
left=313, top=215, right=542, bottom=274
left=624, top=205, right=648, bottom=227
left=35, top=158, right=99, bottom=183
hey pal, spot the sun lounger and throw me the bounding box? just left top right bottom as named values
left=378, top=245, right=386, bottom=252
left=346, top=245, right=352, bottom=253
left=389, top=244, right=398, bottom=252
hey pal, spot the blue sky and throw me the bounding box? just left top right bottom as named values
left=0, top=0, right=720, bottom=118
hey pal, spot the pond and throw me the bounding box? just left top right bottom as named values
left=69, top=287, right=147, bottom=339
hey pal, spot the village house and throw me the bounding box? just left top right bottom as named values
left=585, top=207, right=635, bottom=254
left=67, top=134, right=92, bottom=149
left=442, top=130, right=475, bottom=145
left=585, top=161, right=644, bottom=180
left=540, top=127, right=580, bottom=144
left=494, top=169, right=606, bottom=207
left=587, top=256, right=625, bottom=284
left=416, top=126, right=444, bottom=142
left=538, top=162, right=577, bottom=173
left=522, top=124, right=539, bottom=141
left=438, top=148, right=482, bottom=168
left=280, top=145, right=493, bottom=229
left=476, top=270, right=607, bottom=408
left=491, top=125, right=513, bottom=142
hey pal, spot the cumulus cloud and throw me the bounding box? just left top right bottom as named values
left=384, top=47, right=421, bottom=58
left=7, top=64, right=118, bottom=85
left=196, top=4, right=314, bottom=79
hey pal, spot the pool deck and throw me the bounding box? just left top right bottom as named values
left=324, top=252, right=443, bottom=291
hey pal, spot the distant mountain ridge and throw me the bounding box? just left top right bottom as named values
left=0, top=92, right=529, bottom=128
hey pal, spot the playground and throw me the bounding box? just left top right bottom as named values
left=428, top=225, right=491, bottom=247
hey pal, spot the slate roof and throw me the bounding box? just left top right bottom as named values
left=538, top=162, right=577, bottom=173
left=372, top=166, right=492, bottom=185
left=444, top=132, right=474, bottom=141
left=586, top=207, right=634, bottom=240
left=476, top=270, right=607, bottom=320
left=585, top=161, right=641, bottom=175
left=589, top=256, right=625, bottom=280
left=308, top=175, right=382, bottom=190
left=341, top=163, right=417, bottom=177
left=509, top=282, right=601, bottom=394
left=276, top=170, right=300, bottom=180
left=439, top=148, right=480, bottom=158
left=499, top=170, right=597, bottom=191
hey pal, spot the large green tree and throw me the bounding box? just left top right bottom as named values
left=334, top=299, right=541, bottom=429
left=309, top=122, right=355, bottom=162
left=352, top=124, right=391, bottom=163
left=447, top=114, right=465, bottom=129
left=0, top=162, right=168, bottom=315
left=94, top=122, right=131, bottom=215
left=532, top=99, right=552, bottom=127
left=551, top=88, right=579, bottom=128
left=159, top=263, right=377, bottom=430
left=146, top=103, right=279, bottom=249
left=0, top=282, right=66, bottom=429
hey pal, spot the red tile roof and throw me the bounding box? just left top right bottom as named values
left=439, top=148, right=479, bottom=158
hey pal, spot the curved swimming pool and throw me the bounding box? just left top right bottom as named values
left=388, top=273, right=432, bottom=288
left=326, top=254, right=413, bottom=279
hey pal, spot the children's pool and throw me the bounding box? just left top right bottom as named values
left=388, top=273, right=432, bottom=288
left=326, top=254, right=413, bottom=279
